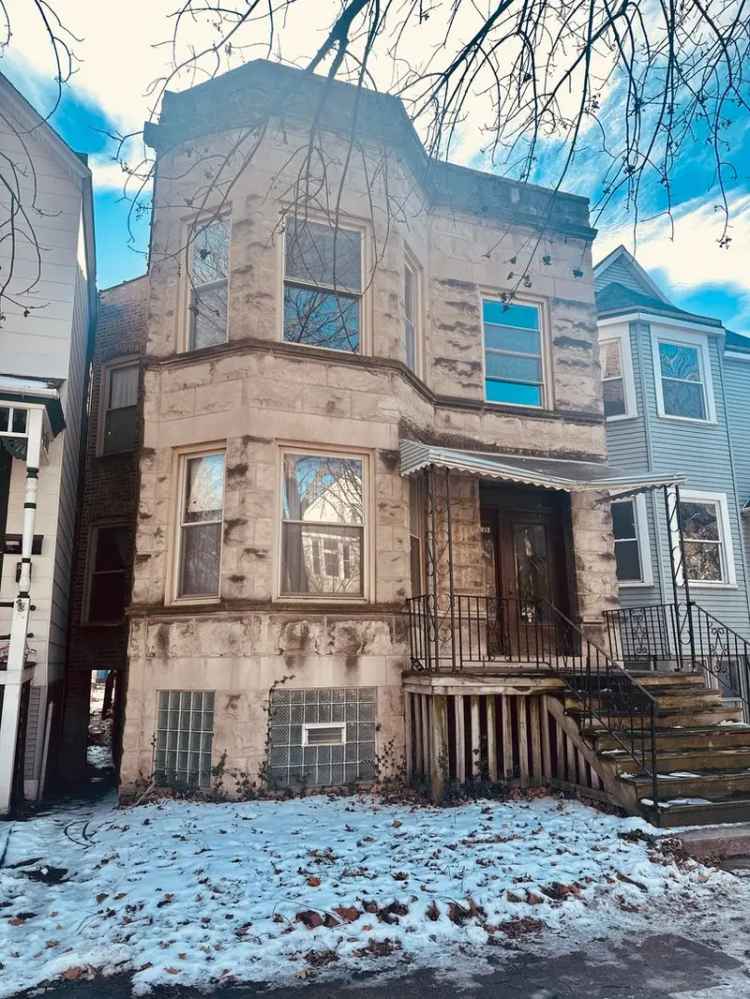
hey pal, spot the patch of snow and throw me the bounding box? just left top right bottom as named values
left=656, top=798, right=714, bottom=809
left=719, top=720, right=747, bottom=727
left=0, top=794, right=746, bottom=997
left=86, top=745, right=113, bottom=770
left=659, top=772, right=701, bottom=779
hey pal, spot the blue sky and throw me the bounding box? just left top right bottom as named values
left=2, top=13, right=748, bottom=332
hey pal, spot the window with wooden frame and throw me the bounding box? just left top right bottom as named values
left=280, top=450, right=366, bottom=598
left=677, top=492, right=735, bottom=585
left=482, top=299, right=544, bottom=407
left=85, top=524, right=131, bottom=623
left=187, top=216, right=230, bottom=350
left=100, top=362, right=139, bottom=455
left=283, top=217, right=363, bottom=353
left=176, top=451, right=225, bottom=599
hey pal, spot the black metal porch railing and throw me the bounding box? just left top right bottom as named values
left=605, top=601, right=750, bottom=723
left=407, top=593, right=659, bottom=801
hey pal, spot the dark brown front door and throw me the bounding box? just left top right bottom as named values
left=481, top=486, right=572, bottom=658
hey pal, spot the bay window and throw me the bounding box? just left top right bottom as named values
left=679, top=495, right=732, bottom=584
left=283, top=218, right=362, bottom=352
left=655, top=335, right=713, bottom=421
left=188, top=217, right=230, bottom=350
left=281, top=451, right=365, bottom=598
left=177, top=451, right=225, bottom=598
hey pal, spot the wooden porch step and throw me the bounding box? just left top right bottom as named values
left=629, top=673, right=707, bottom=687
left=569, top=704, right=744, bottom=729
left=567, top=690, right=723, bottom=712
left=592, top=725, right=750, bottom=754
left=603, top=746, right=750, bottom=775
left=622, top=769, right=750, bottom=803
left=639, top=795, right=750, bottom=829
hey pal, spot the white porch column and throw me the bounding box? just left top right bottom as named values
left=0, top=407, right=43, bottom=815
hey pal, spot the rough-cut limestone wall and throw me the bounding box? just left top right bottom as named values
left=121, top=118, right=611, bottom=793
left=121, top=613, right=407, bottom=790
left=570, top=490, right=620, bottom=644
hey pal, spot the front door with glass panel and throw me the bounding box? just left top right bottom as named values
left=481, top=488, right=570, bottom=659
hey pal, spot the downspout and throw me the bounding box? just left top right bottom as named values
left=0, top=408, right=43, bottom=815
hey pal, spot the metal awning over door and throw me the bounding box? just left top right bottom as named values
left=400, top=439, right=684, bottom=497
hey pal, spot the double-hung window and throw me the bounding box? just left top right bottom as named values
left=404, top=259, right=418, bottom=373
left=409, top=477, right=424, bottom=596
left=283, top=218, right=362, bottom=352
left=188, top=217, right=230, bottom=350
left=602, top=340, right=625, bottom=418
left=678, top=493, right=734, bottom=585
left=101, top=363, right=138, bottom=454
left=86, top=525, right=131, bottom=622
left=281, top=451, right=365, bottom=598
left=611, top=497, right=652, bottom=585
left=655, top=336, right=713, bottom=420
left=177, top=452, right=225, bottom=598
left=483, top=300, right=544, bottom=407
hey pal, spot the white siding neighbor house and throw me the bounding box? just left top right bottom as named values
left=0, top=72, right=96, bottom=812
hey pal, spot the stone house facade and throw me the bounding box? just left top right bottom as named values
left=59, top=276, right=149, bottom=783
left=119, top=60, right=624, bottom=794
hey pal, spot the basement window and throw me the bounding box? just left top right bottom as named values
left=154, top=689, right=215, bottom=789
left=283, top=218, right=362, bottom=353
left=269, top=687, right=376, bottom=787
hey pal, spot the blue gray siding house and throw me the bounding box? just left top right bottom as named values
left=595, top=246, right=750, bottom=641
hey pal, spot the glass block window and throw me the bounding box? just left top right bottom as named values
left=657, top=340, right=708, bottom=420
left=483, top=300, right=544, bottom=407
left=154, top=690, right=215, bottom=788
left=283, top=218, right=362, bottom=353
left=189, top=217, right=230, bottom=350
left=269, top=687, right=376, bottom=787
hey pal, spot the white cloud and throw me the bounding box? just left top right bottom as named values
left=596, top=189, right=750, bottom=329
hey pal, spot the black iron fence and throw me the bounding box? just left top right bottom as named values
left=407, top=592, right=659, bottom=800
left=605, top=601, right=750, bottom=722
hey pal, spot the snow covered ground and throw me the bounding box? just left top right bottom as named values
left=1, top=792, right=748, bottom=996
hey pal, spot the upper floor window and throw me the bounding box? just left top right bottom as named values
left=678, top=492, right=735, bottom=585
left=188, top=218, right=230, bottom=350
left=600, top=334, right=635, bottom=419
left=177, top=451, right=225, bottom=599
left=409, top=477, right=424, bottom=596
left=611, top=497, right=651, bottom=585
left=281, top=450, right=365, bottom=598
left=283, top=218, right=362, bottom=353
left=654, top=334, right=714, bottom=421
left=483, top=300, right=543, bottom=407
left=404, top=258, right=418, bottom=374
left=100, top=362, right=138, bottom=455
left=85, top=524, right=131, bottom=623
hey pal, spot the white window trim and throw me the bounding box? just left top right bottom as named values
left=600, top=325, right=637, bottom=421
left=670, top=488, right=737, bottom=588
left=274, top=443, right=373, bottom=604
left=180, top=211, right=232, bottom=354
left=651, top=326, right=717, bottom=424
left=96, top=358, right=140, bottom=457
left=480, top=295, right=549, bottom=410
left=279, top=213, right=370, bottom=355
left=614, top=493, right=653, bottom=588
left=169, top=445, right=226, bottom=605
left=302, top=721, right=347, bottom=746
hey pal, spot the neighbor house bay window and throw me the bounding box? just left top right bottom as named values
left=281, top=452, right=364, bottom=597
left=283, top=218, right=362, bottom=352
left=601, top=339, right=626, bottom=418
left=188, top=218, right=230, bottom=350
left=177, top=452, right=225, bottom=598
left=657, top=340, right=708, bottom=420
left=611, top=500, right=642, bottom=582
left=483, top=300, right=544, bottom=407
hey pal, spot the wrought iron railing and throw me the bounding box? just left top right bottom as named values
left=605, top=601, right=750, bottom=723
left=407, top=593, right=659, bottom=800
